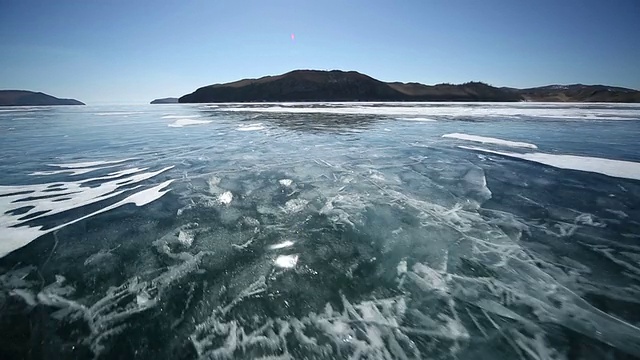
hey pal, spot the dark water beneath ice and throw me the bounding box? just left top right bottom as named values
left=1, top=102, right=640, bottom=359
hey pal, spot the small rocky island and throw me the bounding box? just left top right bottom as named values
left=0, top=90, right=84, bottom=106
left=179, top=70, right=640, bottom=103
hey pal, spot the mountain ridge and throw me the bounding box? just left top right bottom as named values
left=516, top=84, right=640, bottom=102
left=0, top=90, right=84, bottom=106
left=179, top=70, right=640, bottom=103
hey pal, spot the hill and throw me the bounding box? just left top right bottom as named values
left=389, top=81, right=522, bottom=101
left=179, top=70, right=640, bottom=103
left=515, top=84, right=640, bottom=102
left=179, top=70, right=521, bottom=103
left=0, top=90, right=84, bottom=106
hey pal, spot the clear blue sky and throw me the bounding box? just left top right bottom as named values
left=1, top=0, right=639, bottom=104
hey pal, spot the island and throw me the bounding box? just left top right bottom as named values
left=0, top=90, right=84, bottom=106
left=150, top=97, right=179, bottom=104
left=179, top=70, right=640, bottom=103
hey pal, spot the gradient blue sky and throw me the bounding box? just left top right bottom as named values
left=1, top=0, right=639, bottom=104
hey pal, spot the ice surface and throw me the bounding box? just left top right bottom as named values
left=2, top=103, right=640, bottom=359
left=443, top=133, right=538, bottom=149
left=461, top=146, right=640, bottom=180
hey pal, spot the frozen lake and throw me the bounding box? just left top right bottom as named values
left=1, top=102, right=640, bottom=359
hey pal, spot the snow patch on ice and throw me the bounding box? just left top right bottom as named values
left=443, top=133, right=538, bottom=149
left=460, top=146, right=640, bottom=181
left=268, top=240, right=295, bottom=250
left=161, top=115, right=202, bottom=119
left=397, top=259, right=408, bottom=276
left=575, top=213, right=606, bottom=227
left=177, top=230, right=195, bottom=247
left=47, top=158, right=132, bottom=169
left=275, top=254, right=299, bottom=268
left=0, top=162, right=174, bottom=258
left=236, top=123, right=265, bottom=131
left=218, top=191, right=233, bottom=205
left=282, top=198, right=308, bottom=213
left=168, top=119, right=212, bottom=127
left=94, top=112, right=144, bottom=116
left=409, top=263, right=448, bottom=295
left=396, top=117, right=437, bottom=122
